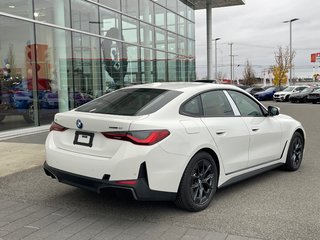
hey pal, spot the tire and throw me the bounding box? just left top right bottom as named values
left=175, top=152, right=218, bottom=212
left=283, top=132, right=304, bottom=171
left=0, top=115, right=5, bottom=122
left=312, top=101, right=316, bottom=104
left=285, top=95, right=290, bottom=102
left=23, top=104, right=35, bottom=123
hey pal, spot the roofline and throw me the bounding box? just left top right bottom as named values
left=193, top=0, right=245, bottom=10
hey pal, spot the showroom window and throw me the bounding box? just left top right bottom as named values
left=34, top=0, right=71, bottom=27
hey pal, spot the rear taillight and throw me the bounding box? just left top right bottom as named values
left=49, top=122, right=68, bottom=132
left=102, top=130, right=170, bottom=145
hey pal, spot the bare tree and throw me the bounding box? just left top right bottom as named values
left=243, top=60, right=255, bottom=86
left=217, top=71, right=226, bottom=83
left=271, top=46, right=295, bottom=87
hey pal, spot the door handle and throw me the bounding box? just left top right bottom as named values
left=216, top=131, right=226, bottom=135
left=252, top=128, right=259, bottom=132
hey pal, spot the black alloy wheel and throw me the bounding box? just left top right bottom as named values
left=175, top=152, right=218, bottom=212
left=284, top=132, right=304, bottom=171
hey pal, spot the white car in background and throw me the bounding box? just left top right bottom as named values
left=273, top=85, right=308, bottom=102
left=44, top=83, right=305, bottom=211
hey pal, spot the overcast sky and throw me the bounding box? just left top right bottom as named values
left=195, top=0, right=320, bottom=80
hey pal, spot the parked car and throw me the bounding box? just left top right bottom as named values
left=245, top=87, right=264, bottom=95
left=0, top=78, right=93, bottom=123
left=44, top=83, right=305, bottom=211
left=253, top=86, right=285, bottom=101
left=290, top=86, right=320, bottom=103
left=273, top=86, right=308, bottom=102
left=307, top=88, right=320, bottom=104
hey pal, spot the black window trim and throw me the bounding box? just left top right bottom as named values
left=179, top=89, right=238, bottom=118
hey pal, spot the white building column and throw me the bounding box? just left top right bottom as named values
left=54, top=1, right=69, bottom=112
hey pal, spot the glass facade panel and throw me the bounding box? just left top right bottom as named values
left=101, top=39, right=128, bottom=89
left=155, top=4, right=166, bottom=29
left=100, top=7, right=121, bottom=40
left=156, top=51, right=166, bottom=82
left=141, top=48, right=154, bottom=84
left=139, top=0, right=154, bottom=24
left=35, top=25, right=73, bottom=124
left=0, top=0, right=33, bottom=19
left=168, top=54, right=177, bottom=81
left=99, top=0, right=120, bottom=11
left=0, top=16, right=35, bottom=130
left=178, top=1, right=187, bottom=17
left=155, top=0, right=166, bottom=7
left=121, top=0, right=139, bottom=19
left=178, top=16, right=186, bottom=36
left=0, top=0, right=196, bottom=132
left=178, top=36, right=186, bottom=56
left=140, top=23, right=154, bottom=48
left=155, top=29, right=166, bottom=51
left=34, top=0, right=70, bottom=27
left=167, top=11, right=176, bottom=32
left=124, top=45, right=139, bottom=86
left=71, top=0, right=99, bottom=35
left=167, top=0, right=177, bottom=12
left=72, top=33, right=103, bottom=101
left=122, top=16, right=138, bottom=44
left=168, top=33, right=177, bottom=53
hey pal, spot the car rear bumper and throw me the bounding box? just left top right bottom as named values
left=43, top=161, right=176, bottom=201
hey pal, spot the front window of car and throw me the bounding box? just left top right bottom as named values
left=76, top=88, right=181, bottom=116
left=228, top=90, right=264, bottom=117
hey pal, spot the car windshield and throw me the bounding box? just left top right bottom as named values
left=313, top=88, right=320, bottom=93
left=283, top=86, right=295, bottom=92
left=76, top=88, right=181, bottom=116
left=301, top=88, right=311, bottom=93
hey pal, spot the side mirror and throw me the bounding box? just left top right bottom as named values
left=268, top=106, right=280, bottom=116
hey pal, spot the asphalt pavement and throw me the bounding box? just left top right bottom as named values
left=0, top=101, right=319, bottom=240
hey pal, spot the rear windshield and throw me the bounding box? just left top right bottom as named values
left=76, top=88, right=181, bottom=116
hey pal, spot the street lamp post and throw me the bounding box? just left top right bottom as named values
left=212, top=38, right=221, bottom=80
left=283, top=18, right=299, bottom=85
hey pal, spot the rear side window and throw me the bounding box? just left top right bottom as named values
left=76, top=88, right=181, bottom=116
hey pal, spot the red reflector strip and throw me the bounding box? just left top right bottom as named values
left=116, top=180, right=137, bottom=186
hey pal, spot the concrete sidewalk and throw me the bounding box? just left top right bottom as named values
left=0, top=131, right=48, bottom=177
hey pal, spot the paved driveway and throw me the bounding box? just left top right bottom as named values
left=0, top=101, right=319, bottom=240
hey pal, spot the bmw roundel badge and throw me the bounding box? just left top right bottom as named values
left=76, top=119, right=83, bottom=129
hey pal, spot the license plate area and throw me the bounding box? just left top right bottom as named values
left=73, top=131, right=94, bottom=147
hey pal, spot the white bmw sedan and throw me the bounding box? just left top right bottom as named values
left=44, top=83, right=305, bottom=211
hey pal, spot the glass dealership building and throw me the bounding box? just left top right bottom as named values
left=0, top=0, right=244, bottom=133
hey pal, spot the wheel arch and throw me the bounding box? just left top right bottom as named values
left=194, top=148, right=220, bottom=180
left=295, top=128, right=305, bottom=145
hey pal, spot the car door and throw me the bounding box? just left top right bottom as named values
left=199, top=90, right=250, bottom=174
left=227, top=90, right=283, bottom=168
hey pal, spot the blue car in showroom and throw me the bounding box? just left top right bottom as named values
left=253, top=86, right=285, bottom=101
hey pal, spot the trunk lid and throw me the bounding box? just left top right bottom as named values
left=51, top=111, right=147, bottom=158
